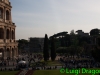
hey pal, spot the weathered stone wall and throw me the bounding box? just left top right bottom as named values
left=0, top=0, right=18, bottom=59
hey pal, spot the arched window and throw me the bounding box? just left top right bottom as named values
left=0, top=28, right=4, bottom=39
left=0, top=7, right=3, bottom=19
left=12, top=48, right=14, bottom=58
left=12, top=30, right=14, bottom=39
left=0, top=48, right=3, bottom=58
left=7, top=48, right=10, bottom=59
left=6, top=29, right=10, bottom=39
left=6, top=10, right=9, bottom=20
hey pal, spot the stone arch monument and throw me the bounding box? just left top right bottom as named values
left=0, top=0, right=18, bottom=60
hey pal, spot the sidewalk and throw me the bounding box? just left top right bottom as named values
left=15, top=70, right=23, bottom=75
left=15, top=70, right=34, bottom=75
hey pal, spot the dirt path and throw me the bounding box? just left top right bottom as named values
left=15, top=70, right=35, bottom=75
left=25, top=70, right=34, bottom=75
left=15, top=70, right=23, bottom=75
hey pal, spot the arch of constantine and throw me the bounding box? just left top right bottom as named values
left=0, top=0, right=18, bottom=60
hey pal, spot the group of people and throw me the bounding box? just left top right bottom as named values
left=0, top=67, right=20, bottom=71
left=31, top=66, right=58, bottom=70
left=59, top=55, right=100, bottom=68
left=15, top=53, right=43, bottom=69
left=2, top=53, right=100, bottom=70
left=0, top=60, right=15, bottom=67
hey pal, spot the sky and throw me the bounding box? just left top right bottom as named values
left=9, top=0, right=100, bottom=40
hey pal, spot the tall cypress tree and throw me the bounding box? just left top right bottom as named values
left=43, top=34, right=49, bottom=61
left=51, top=37, right=56, bottom=61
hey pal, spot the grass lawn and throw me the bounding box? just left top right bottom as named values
left=46, top=60, right=63, bottom=66
left=73, top=58, right=90, bottom=60
left=40, top=60, right=63, bottom=66
left=0, top=71, right=18, bottom=75
left=33, top=68, right=100, bottom=75
left=33, top=70, right=66, bottom=75
left=65, top=57, right=91, bottom=60
left=31, top=60, right=63, bottom=67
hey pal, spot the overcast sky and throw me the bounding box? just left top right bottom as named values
left=9, top=0, right=100, bottom=40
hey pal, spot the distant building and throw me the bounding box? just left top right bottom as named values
left=24, top=45, right=29, bottom=51
left=29, top=37, right=44, bottom=52
left=76, top=30, right=89, bottom=37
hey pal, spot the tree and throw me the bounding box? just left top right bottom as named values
left=43, top=34, right=49, bottom=61
left=56, top=47, right=68, bottom=54
left=70, top=30, right=75, bottom=35
left=17, top=39, right=29, bottom=53
left=90, top=28, right=100, bottom=36
left=70, top=30, right=76, bottom=45
left=90, top=28, right=100, bottom=45
left=57, top=31, right=68, bottom=47
left=50, top=37, right=56, bottom=61
left=54, top=31, right=68, bottom=38
left=91, top=46, right=100, bottom=62
left=97, top=37, right=100, bottom=46
left=65, top=34, right=71, bottom=47
left=49, top=31, right=68, bottom=47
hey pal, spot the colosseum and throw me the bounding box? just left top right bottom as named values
left=0, top=0, right=18, bottom=60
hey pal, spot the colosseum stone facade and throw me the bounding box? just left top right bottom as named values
left=0, top=0, right=18, bottom=60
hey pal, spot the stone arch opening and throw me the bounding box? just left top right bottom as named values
left=15, top=48, right=18, bottom=56
left=7, top=48, right=10, bottom=59
left=0, top=28, right=4, bottom=39
left=6, top=29, right=10, bottom=39
left=12, top=48, right=14, bottom=58
left=0, top=7, right=3, bottom=19
left=12, top=30, right=14, bottom=39
left=0, top=48, right=3, bottom=58
left=6, top=10, right=9, bottom=20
